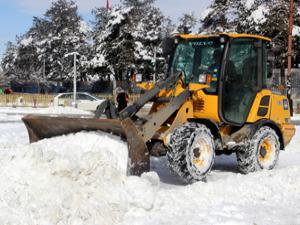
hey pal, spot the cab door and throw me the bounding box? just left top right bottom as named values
left=220, top=38, right=260, bottom=125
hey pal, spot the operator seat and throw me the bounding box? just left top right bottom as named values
left=238, top=56, right=257, bottom=114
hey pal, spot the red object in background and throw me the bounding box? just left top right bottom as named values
left=4, top=88, right=12, bottom=94
left=106, top=0, right=110, bottom=10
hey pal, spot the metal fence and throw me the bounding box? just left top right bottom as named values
left=290, top=69, right=300, bottom=113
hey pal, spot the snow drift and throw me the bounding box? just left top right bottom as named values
left=0, top=122, right=300, bottom=225
left=0, top=131, right=132, bottom=225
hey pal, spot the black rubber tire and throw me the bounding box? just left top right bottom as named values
left=167, top=122, right=215, bottom=184
left=236, top=126, right=280, bottom=174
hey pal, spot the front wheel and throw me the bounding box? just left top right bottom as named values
left=167, top=123, right=215, bottom=184
left=236, top=126, right=280, bottom=174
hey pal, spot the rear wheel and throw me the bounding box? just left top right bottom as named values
left=236, top=126, right=280, bottom=174
left=167, top=122, right=215, bottom=184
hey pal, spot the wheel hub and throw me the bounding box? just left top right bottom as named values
left=193, top=148, right=200, bottom=158
left=191, top=137, right=213, bottom=170
left=260, top=146, right=267, bottom=158
left=259, top=138, right=272, bottom=162
left=193, top=147, right=204, bottom=167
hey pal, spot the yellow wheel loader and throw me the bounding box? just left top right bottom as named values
left=23, top=33, right=296, bottom=183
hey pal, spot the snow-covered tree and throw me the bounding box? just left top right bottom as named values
left=200, top=0, right=238, bottom=33
left=237, top=0, right=298, bottom=68
left=177, top=12, right=198, bottom=34
left=38, top=0, right=89, bottom=80
left=90, top=6, right=134, bottom=80
left=91, top=0, right=164, bottom=81
left=161, top=17, right=176, bottom=38
left=201, top=0, right=300, bottom=69
left=1, top=42, right=19, bottom=78
left=132, top=6, right=164, bottom=79
left=1, top=0, right=89, bottom=82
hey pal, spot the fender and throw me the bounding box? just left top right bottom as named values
left=249, top=119, right=285, bottom=150
left=187, top=118, right=223, bottom=150
left=230, top=119, right=285, bottom=150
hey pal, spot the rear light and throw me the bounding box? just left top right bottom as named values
left=206, top=74, right=212, bottom=85
left=198, top=74, right=213, bottom=85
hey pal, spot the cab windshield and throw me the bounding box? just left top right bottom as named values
left=171, top=38, right=225, bottom=93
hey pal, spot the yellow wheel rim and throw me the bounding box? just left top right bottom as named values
left=259, top=138, right=273, bottom=162
left=193, top=158, right=204, bottom=167
left=192, top=140, right=212, bottom=170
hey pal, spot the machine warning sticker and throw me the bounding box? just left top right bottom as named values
left=283, top=99, right=288, bottom=110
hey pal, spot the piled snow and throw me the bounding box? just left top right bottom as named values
left=0, top=106, right=92, bottom=116
left=0, top=111, right=300, bottom=224
left=0, top=106, right=92, bottom=123
left=292, top=114, right=300, bottom=121
left=0, top=131, right=130, bottom=225
left=0, top=113, right=22, bottom=122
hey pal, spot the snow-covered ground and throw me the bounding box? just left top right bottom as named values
left=292, top=114, right=300, bottom=121
left=0, top=106, right=92, bottom=122
left=0, top=108, right=299, bottom=225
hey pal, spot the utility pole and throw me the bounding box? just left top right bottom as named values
left=73, top=52, right=77, bottom=108
left=288, top=0, right=294, bottom=78
left=287, top=0, right=294, bottom=115
left=153, top=45, right=157, bottom=83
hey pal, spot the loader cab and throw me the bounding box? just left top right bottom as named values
left=166, top=34, right=272, bottom=126
left=168, top=35, right=226, bottom=94
left=219, top=36, right=272, bottom=126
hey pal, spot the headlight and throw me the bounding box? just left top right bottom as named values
left=198, top=74, right=207, bottom=84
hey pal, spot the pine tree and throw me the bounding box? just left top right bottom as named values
left=161, top=17, right=176, bottom=38
left=1, top=0, right=89, bottom=82
left=177, top=12, right=198, bottom=34
left=91, top=0, right=164, bottom=81
left=201, top=0, right=238, bottom=33
left=237, top=0, right=293, bottom=68
left=202, top=0, right=300, bottom=69
left=1, top=42, right=19, bottom=79
left=91, top=6, right=134, bottom=80
left=41, top=0, right=89, bottom=80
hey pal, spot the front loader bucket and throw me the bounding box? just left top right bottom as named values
left=22, top=115, right=149, bottom=176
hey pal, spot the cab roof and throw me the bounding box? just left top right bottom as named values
left=177, top=33, right=271, bottom=42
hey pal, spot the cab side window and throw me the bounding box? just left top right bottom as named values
left=226, top=38, right=258, bottom=87
left=222, top=38, right=259, bottom=124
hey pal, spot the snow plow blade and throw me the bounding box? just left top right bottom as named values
left=22, top=115, right=149, bottom=176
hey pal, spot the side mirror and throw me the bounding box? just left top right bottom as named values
left=162, top=37, right=175, bottom=57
